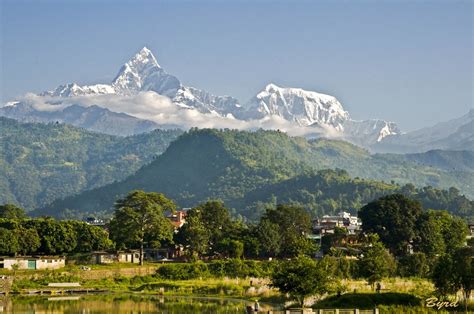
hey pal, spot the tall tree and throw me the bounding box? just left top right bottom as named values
left=255, top=218, right=281, bottom=257
left=109, top=190, right=175, bottom=265
left=359, top=194, right=423, bottom=255
left=258, top=204, right=316, bottom=257
left=175, top=207, right=210, bottom=258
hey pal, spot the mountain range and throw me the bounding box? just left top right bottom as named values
left=33, top=128, right=473, bottom=219
left=0, top=117, right=181, bottom=210
left=372, top=109, right=474, bottom=153
left=1, top=47, right=407, bottom=147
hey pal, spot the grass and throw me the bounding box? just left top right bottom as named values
left=340, top=277, right=435, bottom=298
left=313, top=292, right=423, bottom=309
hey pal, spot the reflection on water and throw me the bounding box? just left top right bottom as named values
left=1, top=294, right=278, bottom=313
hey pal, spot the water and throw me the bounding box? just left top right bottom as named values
left=1, top=294, right=279, bottom=313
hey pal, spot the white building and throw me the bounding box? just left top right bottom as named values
left=313, top=211, right=362, bottom=235
left=0, top=256, right=65, bottom=270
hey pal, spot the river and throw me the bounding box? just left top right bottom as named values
left=1, top=294, right=280, bottom=313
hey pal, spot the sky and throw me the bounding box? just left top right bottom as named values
left=0, top=0, right=472, bottom=131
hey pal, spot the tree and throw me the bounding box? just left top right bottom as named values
left=453, top=246, right=473, bottom=308
left=433, top=247, right=473, bottom=310
left=398, top=252, right=429, bottom=277
left=175, top=207, right=210, bottom=258
left=271, top=255, right=333, bottom=307
left=73, top=222, right=113, bottom=252
left=0, top=228, right=19, bottom=255
left=216, top=239, right=244, bottom=259
left=430, top=210, right=468, bottom=253
left=358, top=236, right=397, bottom=288
left=321, top=227, right=347, bottom=255
left=176, top=200, right=240, bottom=258
left=431, top=254, right=459, bottom=296
left=413, top=212, right=445, bottom=258
left=258, top=204, right=316, bottom=257
left=255, top=219, right=281, bottom=257
left=359, top=194, right=423, bottom=255
left=15, top=226, right=41, bottom=255
left=0, top=204, right=26, bottom=219
left=30, top=218, right=78, bottom=255
left=109, top=190, right=175, bottom=265
left=198, top=200, right=233, bottom=250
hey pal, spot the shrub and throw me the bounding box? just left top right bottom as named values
left=156, top=262, right=210, bottom=280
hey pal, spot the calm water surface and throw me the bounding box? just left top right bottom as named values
left=2, top=294, right=279, bottom=313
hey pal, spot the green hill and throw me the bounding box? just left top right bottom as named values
left=237, top=169, right=473, bottom=221
left=0, top=117, right=182, bottom=210
left=35, top=129, right=474, bottom=219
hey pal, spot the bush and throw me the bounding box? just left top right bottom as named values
left=155, top=260, right=274, bottom=280
left=156, top=262, right=210, bottom=280
left=208, top=259, right=274, bottom=278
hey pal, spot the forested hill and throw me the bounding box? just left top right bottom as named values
left=36, top=128, right=474, bottom=219
left=237, top=169, right=474, bottom=221
left=0, top=117, right=182, bottom=209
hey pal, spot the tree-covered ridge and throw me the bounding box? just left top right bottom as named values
left=237, top=170, right=474, bottom=221
left=36, top=128, right=474, bottom=220
left=0, top=117, right=182, bottom=210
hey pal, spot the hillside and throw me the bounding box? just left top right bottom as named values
left=36, top=129, right=474, bottom=219
left=0, top=117, right=182, bottom=209
left=237, top=169, right=474, bottom=221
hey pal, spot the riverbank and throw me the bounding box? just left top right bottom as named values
left=2, top=264, right=471, bottom=312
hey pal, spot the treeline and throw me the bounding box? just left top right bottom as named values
left=0, top=205, right=112, bottom=255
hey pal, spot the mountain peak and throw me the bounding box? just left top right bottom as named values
left=264, top=83, right=281, bottom=92
left=135, top=46, right=159, bottom=67
left=111, top=47, right=167, bottom=95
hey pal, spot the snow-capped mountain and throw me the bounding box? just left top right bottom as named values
left=239, top=83, right=400, bottom=144
left=112, top=47, right=181, bottom=97
left=373, top=109, right=474, bottom=153
left=1, top=47, right=400, bottom=145
left=240, top=84, right=349, bottom=129
left=39, top=47, right=242, bottom=116
left=41, top=83, right=116, bottom=97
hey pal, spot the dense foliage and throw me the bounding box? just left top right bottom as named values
left=156, top=259, right=273, bottom=280
left=0, top=217, right=112, bottom=255
left=37, top=129, right=474, bottom=220
left=109, top=191, right=176, bottom=264
left=359, top=194, right=468, bottom=257
left=0, top=117, right=182, bottom=211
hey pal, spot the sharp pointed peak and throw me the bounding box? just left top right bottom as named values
left=139, top=46, right=152, bottom=54
left=126, top=46, right=160, bottom=68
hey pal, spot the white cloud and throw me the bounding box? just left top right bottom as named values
left=10, top=91, right=344, bottom=138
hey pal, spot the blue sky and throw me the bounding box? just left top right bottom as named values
left=1, top=0, right=472, bottom=131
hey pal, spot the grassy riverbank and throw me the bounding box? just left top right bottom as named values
left=2, top=263, right=471, bottom=312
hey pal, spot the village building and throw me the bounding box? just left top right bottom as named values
left=89, top=250, right=140, bottom=264
left=312, top=211, right=362, bottom=235
left=83, top=217, right=106, bottom=227
left=0, top=256, right=65, bottom=270
left=167, top=209, right=188, bottom=230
